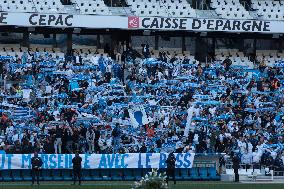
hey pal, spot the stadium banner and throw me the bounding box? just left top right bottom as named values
left=0, top=153, right=195, bottom=169
left=2, top=12, right=284, bottom=33
left=0, top=12, right=128, bottom=28
left=135, top=17, right=273, bottom=33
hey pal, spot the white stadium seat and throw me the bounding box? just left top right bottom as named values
left=215, top=48, right=254, bottom=69
left=210, top=0, right=252, bottom=19
left=0, top=0, right=34, bottom=12
left=126, top=0, right=196, bottom=17
left=251, top=0, right=284, bottom=20
left=0, top=0, right=282, bottom=20
left=33, top=0, right=66, bottom=13
left=71, top=0, right=111, bottom=15
left=0, top=0, right=67, bottom=13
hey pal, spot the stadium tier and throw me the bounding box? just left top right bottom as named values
left=210, top=0, right=252, bottom=19
left=0, top=0, right=284, bottom=184
left=0, top=0, right=282, bottom=21
left=71, top=0, right=112, bottom=15
left=126, top=0, right=197, bottom=17
left=251, top=0, right=284, bottom=20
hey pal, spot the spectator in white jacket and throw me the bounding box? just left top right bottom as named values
left=86, top=127, right=96, bottom=153
left=241, top=150, right=253, bottom=169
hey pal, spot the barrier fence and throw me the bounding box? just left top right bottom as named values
left=0, top=153, right=221, bottom=181
left=0, top=163, right=219, bottom=181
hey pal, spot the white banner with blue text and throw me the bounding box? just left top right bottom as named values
left=1, top=12, right=284, bottom=33
left=0, top=153, right=195, bottom=169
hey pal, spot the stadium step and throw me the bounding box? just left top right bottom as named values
left=63, top=5, right=79, bottom=14
left=108, top=7, right=134, bottom=16
left=196, top=10, right=219, bottom=18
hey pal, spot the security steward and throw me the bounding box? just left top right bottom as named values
left=31, top=151, right=43, bottom=185
left=72, top=151, right=82, bottom=185
left=166, top=152, right=176, bottom=184
left=232, top=152, right=240, bottom=182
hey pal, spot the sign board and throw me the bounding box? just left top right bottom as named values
left=0, top=12, right=283, bottom=33
left=0, top=153, right=195, bottom=169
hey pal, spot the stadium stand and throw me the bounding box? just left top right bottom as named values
left=0, top=0, right=35, bottom=12
left=215, top=49, right=254, bottom=69
left=0, top=0, right=67, bottom=13
left=0, top=42, right=283, bottom=157
left=0, top=0, right=284, bottom=184
left=71, top=0, right=112, bottom=15
left=0, top=44, right=65, bottom=59
left=251, top=0, right=284, bottom=20
left=210, top=0, right=252, bottom=19
left=256, top=50, right=284, bottom=67
left=126, top=0, right=196, bottom=17
left=33, top=0, right=66, bottom=13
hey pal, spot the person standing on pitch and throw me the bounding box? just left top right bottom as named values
left=232, top=152, right=240, bottom=182
left=166, top=152, right=176, bottom=185
left=31, top=151, right=43, bottom=185
left=72, top=151, right=82, bottom=185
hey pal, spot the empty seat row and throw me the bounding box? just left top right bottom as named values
left=33, top=0, right=63, bottom=6
left=174, top=167, right=219, bottom=180
left=0, top=0, right=34, bottom=12
left=75, top=0, right=106, bottom=7
left=210, top=0, right=252, bottom=19
left=78, top=7, right=110, bottom=15
left=252, top=0, right=284, bottom=20
left=252, top=0, right=284, bottom=8
left=211, top=0, right=243, bottom=6
left=127, top=0, right=196, bottom=17
left=256, top=50, right=284, bottom=66
left=34, top=0, right=66, bottom=13
left=0, top=168, right=219, bottom=181
left=128, top=0, right=188, bottom=3
left=71, top=0, right=111, bottom=15
left=215, top=49, right=254, bottom=68
left=34, top=5, right=67, bottom=13
left=0, top=0, right=66, bottom=13
left=1, top=0, right=32, bottom=4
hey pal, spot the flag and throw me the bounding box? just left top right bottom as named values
left=128, top=106, right=149, bottom=128
left=184, top=105, right=194, bottom=137
left=12, top=107, right=31, bottom=120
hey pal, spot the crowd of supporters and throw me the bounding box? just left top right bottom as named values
left=0, top=44, right=283, bottom=171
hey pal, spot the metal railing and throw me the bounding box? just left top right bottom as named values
left=226, top=162, right=284, bottom=176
